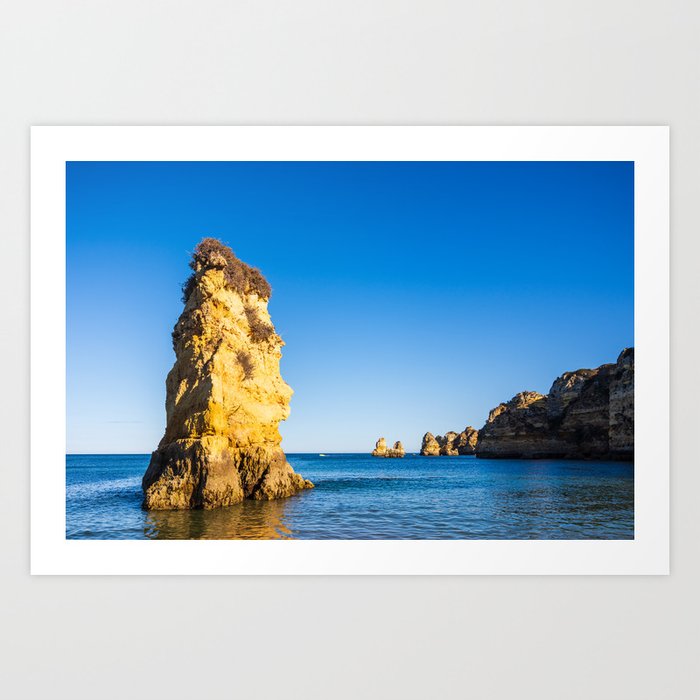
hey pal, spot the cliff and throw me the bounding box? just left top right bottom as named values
left=420, top=427, right=479, bottom=456
left=476, top=348, right=634, bottom=460
left=608, top=348, right=634, bottom=454
left=372, top=437, right=406, bottom=458
left=142, top=238, right=313, bottom=510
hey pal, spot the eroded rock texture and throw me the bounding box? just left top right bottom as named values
left=455, top=427, right=479, bottom=455
left=420, top=427, right=479, bottom=456
left=609, top=348, right=634, bottom=455
left=142, top=238, right=313, bottom=510
left=420, top=433, right=441, bottom=456
left=476, top=349, right=634, bottom=460
left=372, top=438, right=406, bottom=458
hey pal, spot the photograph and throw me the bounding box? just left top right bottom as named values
left=65, top=158, right=635, bottom=541
left=8, top=3, right=693, bottom=697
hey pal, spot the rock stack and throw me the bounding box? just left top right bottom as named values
left=372, top=437, right=406, bottom=458
left=420, top=427, right=479, bottom=456
left=142, top=238, right=313, bottom=510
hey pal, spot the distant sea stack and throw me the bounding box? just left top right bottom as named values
left=420, top=427, right=479, bottom=456
left=372, top=438, right=406, bottom=458
left=142, top=238, right=313, bottom=510
left=476, top=348, right=634, bottom=460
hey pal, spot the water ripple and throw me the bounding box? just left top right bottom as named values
left=66, top=453, right=634, bottom=540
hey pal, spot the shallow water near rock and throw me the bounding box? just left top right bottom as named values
left=66, top=454, right=634, bottom=540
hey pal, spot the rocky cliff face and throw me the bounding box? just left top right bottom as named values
left=142, top=238, right=313, bottom=510
left=609, top=348, right=634, bottom=454
left=455, top=427, right=479, bottom=455
left=420, top=433, right=441, bottom=456
left=476, top=349, right=634, bottom=460
left=372, top=438, right=406, bottom=458
left=420, top=427, right=479, bottom=456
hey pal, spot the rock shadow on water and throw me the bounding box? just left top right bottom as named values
left=143, top=496, right=295, bottom=540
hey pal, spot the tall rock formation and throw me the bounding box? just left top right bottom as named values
left=455, top=426, right=479, bottom=455
left=476, top=349, right=634, bottom=460
left=142, top=238, right=313, bottom=510
left=420, top=433, right=441, bottom=456
left=371, top=437, right=388, bottom=456
left=372, top=438, right=406, bottom=458
left=440, top=431, right=461, bottom=456
left=420, top=427, right=479, bottom=456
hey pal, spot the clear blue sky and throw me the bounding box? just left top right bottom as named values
left=67, top=161, right=633, bottom=454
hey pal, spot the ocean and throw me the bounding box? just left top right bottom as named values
left=66, top=453, right=634, bottom=540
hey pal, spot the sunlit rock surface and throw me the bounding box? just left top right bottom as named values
left=372, top=437, right=406, bottom=458
left=476, top=349, right=634, bottom=460
left=420, top=427, right=479, bottom=456
left=142, top=238, right=313, bottom=510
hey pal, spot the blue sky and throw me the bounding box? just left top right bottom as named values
left=67, top=161, right=633, bottom=453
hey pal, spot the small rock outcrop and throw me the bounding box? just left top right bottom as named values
left=372, top=438, right=406, bottom=458
left=142, top=238, right=313, bottom=510
left=455, top=427, right=479, bottom=455
left=420, top=433, right=441, bottom=456
left=420, top=427, right=479, bottom=456
left=440, top=431, right=461, bottom=456
left=476, top=349, right=634, bottom=460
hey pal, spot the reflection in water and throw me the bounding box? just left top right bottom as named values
left=66, top=454, right=634, bottom=540
left=144, top=497, right=294, bottom=540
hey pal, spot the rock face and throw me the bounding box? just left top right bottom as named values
left=609, top=348, right=634, bottom=455
left=372, top=438, right=406, bottom=458
left=420, top=427, right=479, bottom=456
left=440, top=431, right=460, bottom=456
left=142, top=238, right=313, bottom=510
left=455, top=427, right=479, bottom=455
left=476, top=349, right=634, bottom=460
left=420, top=433, right=441, bottom=456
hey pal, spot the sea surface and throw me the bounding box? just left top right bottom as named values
left=66, top=453, right=634, bottom=540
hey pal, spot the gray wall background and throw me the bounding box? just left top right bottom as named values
left=2, top=2, right=697, bottom=698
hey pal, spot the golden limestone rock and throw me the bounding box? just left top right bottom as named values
left=371, top=437, right=388, bottom=456
left=372, top=437, right=406, bottom=458
left=142, top=238, right=313, bottom=510
left=420, top=432, right=441, bottom=456
left=475, top=349, right=634, bottom=460
left=455, top=426, right=479, bottom=455
left=420, top=427, right=479, bottom=456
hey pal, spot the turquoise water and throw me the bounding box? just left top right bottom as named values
left=66, top=454, right=634, bottom=540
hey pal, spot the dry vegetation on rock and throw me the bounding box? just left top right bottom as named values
left=181, top=237, right=272, bottom=304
